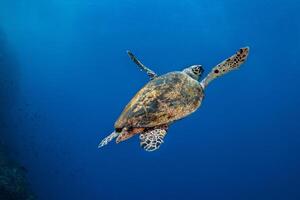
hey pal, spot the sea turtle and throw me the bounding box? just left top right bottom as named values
left=99, top=47, right=249, bottom=151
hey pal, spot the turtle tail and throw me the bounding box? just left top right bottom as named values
left=98, top=131, right=119, bottom=148
left=201, top=47, right=249, bottom=89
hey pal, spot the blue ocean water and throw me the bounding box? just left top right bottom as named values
left=0, top=0, right=300, bottom=199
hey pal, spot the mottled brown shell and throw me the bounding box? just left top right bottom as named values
left=115, top=72, right=204, bottom=129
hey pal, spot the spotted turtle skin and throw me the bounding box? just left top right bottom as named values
left=115, top=72, right=204, bottom=130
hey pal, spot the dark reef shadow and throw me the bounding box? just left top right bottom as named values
left=0, top=28, right=36, bottom=200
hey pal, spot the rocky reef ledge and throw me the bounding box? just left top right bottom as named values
left=0, top=144, right=36, bottom=200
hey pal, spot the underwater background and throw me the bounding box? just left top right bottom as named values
left=0, top=0, right=300, bottom=199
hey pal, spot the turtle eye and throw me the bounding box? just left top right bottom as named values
left=192, top=65, right=203, bottom=75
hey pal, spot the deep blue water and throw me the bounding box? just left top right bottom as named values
left=1, top=0, right=300, bottom=199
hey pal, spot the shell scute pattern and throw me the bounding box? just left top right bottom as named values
left=115, top=72, right=204, bottom=129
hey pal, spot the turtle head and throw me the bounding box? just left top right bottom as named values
left=182, top=65, right=204, bottom=81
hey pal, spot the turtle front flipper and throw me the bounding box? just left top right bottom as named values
left=127, top=51, right=157, bottom=80
left=201, top=47, right=249, bottom=88
left=140, top=128, right=168, bottom=152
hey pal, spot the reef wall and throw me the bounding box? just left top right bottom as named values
left=0, top=29, right=36, bottom=200
left=0, top=146, right=35, bottom=200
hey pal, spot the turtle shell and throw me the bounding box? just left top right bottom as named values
left=115, top=72, right=204, bottom=129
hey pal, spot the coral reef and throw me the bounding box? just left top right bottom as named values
left=0, top=29, right=36, bottom=200
left=0, top=145, right=36, bottom=200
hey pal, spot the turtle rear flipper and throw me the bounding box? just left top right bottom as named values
left=140, top=128, right=167, bottom=152
left=98, top=131, right=119, bottom=148
left=201, top=47, right=249, bottom=88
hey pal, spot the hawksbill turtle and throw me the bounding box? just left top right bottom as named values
left=99, top=47, right=249, bottom=151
